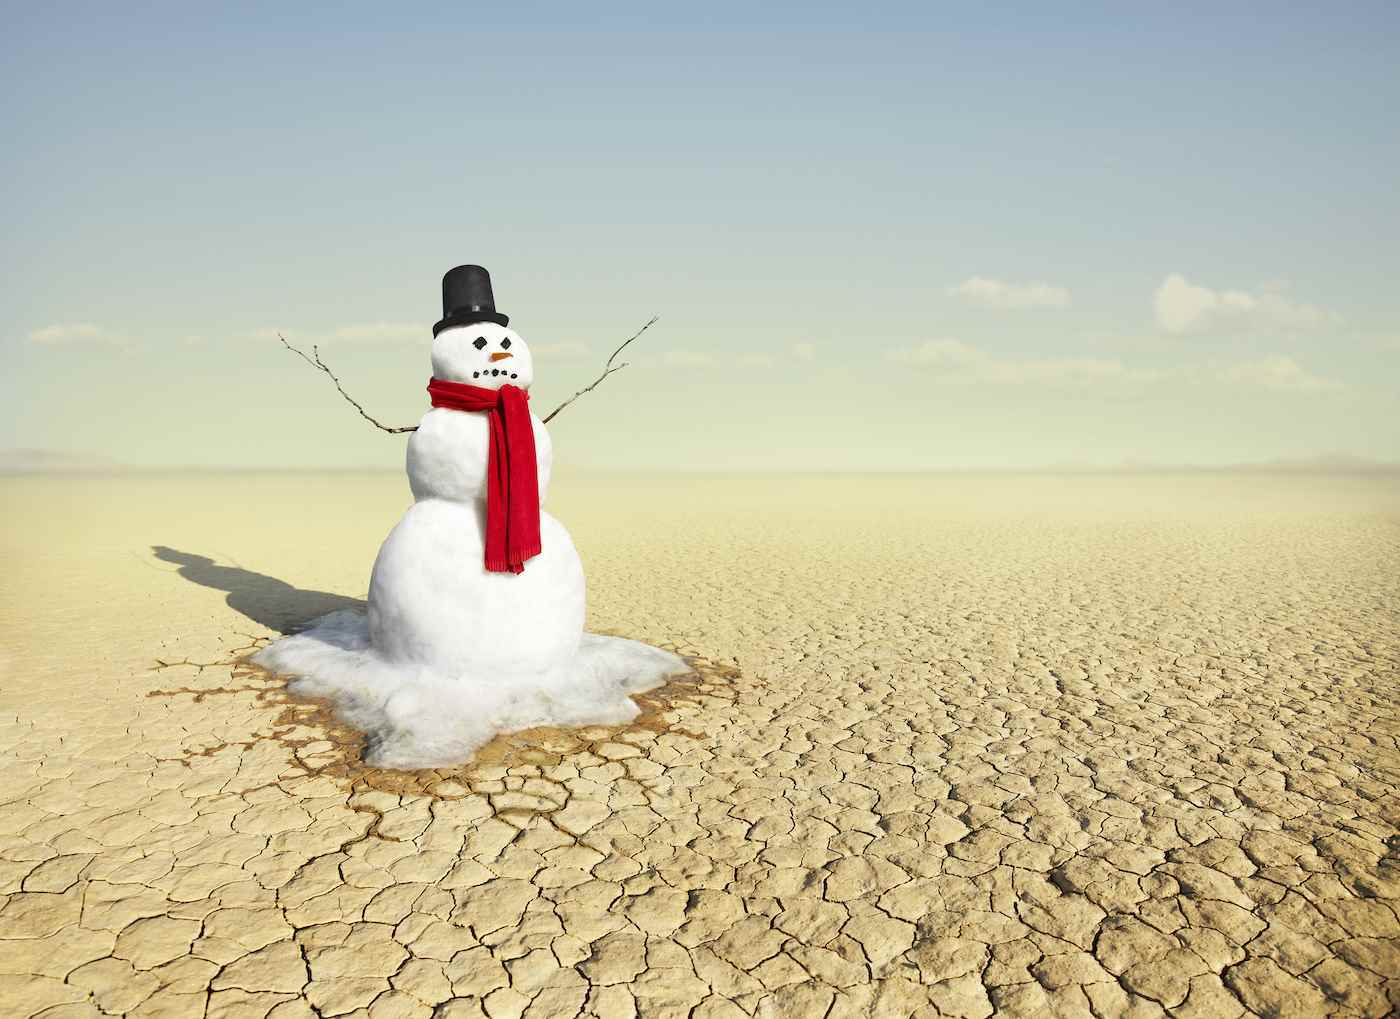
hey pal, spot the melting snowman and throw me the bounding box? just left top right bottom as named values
left=254, top=265, right=689, bottom=768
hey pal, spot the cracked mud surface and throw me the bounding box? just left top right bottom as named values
left=2, top=471, right=1398, bottom=1018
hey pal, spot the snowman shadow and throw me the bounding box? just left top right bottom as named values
left=152, top=546, right=365, bottom=635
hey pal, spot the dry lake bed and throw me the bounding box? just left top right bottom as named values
left=1, top=470, right=1397, bottom=1018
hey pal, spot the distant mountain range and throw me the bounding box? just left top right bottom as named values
left=1228, top=453, right=1400, bottom=472
left=1060, top=453, right=1400, bottom=474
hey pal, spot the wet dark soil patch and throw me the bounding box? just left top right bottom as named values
left=147, top=634, right=742, bottom=803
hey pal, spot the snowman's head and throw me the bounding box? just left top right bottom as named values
left=431, top=322, right=534, bottom=390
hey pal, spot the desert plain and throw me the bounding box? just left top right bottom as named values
left=0, top=469, right=1397, bottom=1019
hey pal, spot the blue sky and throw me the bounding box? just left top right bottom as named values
left=3, top=2, right=1397, bottom=469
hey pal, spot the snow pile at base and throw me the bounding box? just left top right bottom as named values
left=252, top=609, right=690, bottom=769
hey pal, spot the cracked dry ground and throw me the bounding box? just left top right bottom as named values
left=1, top=472, right=1398, bottom=1019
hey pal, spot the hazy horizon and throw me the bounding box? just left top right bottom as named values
left=4, top=448, right=1398, bottom=476
left=4, top=4, right=1397, bottom=472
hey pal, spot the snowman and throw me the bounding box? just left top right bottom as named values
left=254, top=265, right=689, bottom=768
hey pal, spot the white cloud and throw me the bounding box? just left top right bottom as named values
left=888, top=338, right=1144, bottom=385
left=1154, top=274, right=1333, bottom=334
left=1154, top=275, right=1219, bottom=333
left=737, top=352, right=776, bottom=368
left=660, top=348, right=799, bottom=369
left=890, top=338, right=1341, bottom=394
left=27, top=323, right=122, bottom=345
left=257, top=323, right=424, bottom=347
left=948, top=277, right=1071, bottom=309
left=1217, top=356, right=1342, bottom=392
left=791, top=342, right=816, bottom=361
left=662, top=350, right=716, bottom=368
left=887, top=338, right=980, bottom=368
left=532, top=340, right=592, bottom=359
left=327, top=322, right=423, bottom=344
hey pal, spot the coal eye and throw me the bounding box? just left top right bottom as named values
left=500, top=338, right=511, bottom=350
left=472, top=337, right=487, bottom=350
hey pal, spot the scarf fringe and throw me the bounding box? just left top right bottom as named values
left=484, top=539, right=542, bottom=575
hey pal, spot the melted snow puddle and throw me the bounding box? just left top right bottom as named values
left=149, top=624, right=741, bottom=804
left=248, top=609, right=695, bottom=769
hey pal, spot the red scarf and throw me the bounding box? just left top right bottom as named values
left=426, top=377, right=542, bottom=574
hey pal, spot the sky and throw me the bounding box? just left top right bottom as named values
left=3, top=2, right=1398, bottom=471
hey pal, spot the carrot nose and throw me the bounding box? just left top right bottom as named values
left=489, top=351, right=513, bottom=362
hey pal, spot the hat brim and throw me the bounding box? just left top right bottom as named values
left=433, top=310, right=509, bottom=337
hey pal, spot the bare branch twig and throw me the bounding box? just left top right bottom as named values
left=277, top=332, right=418, bottom=434
left=542, top=315, right=659, bottom=424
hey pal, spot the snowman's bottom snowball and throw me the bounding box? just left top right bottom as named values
left=252, top=610, right=690, bottom=769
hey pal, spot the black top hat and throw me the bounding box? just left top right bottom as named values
left=433, top=264, right=509, bottom=337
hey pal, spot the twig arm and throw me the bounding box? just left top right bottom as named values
left=278, top=314, right=659, bottom=432
left=542, top=315, right=658, bottom=424
left=277, top=333, right=419, bottom=434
